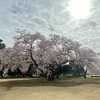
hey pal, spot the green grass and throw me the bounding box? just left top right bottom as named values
left=0, top=78, right=100, bottom=100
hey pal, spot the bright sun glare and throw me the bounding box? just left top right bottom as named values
left=67, top=0, right=91, bottom=20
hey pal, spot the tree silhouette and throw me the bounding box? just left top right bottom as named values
left=0, top=39, right=6, bottom=50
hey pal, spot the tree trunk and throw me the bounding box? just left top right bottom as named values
left=83, top=70, right=87, bottom=78
left=56, top=74, right=59, bottom=79
left=47, top=70, right=55, bottom=81
left=30, top=44, right=38, bottom=67
left=47, top=73, right=54, bottom=81
left=83, top=66, right=87, bottom=78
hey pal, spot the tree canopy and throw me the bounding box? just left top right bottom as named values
left=0, top=29, right=99, bottom=79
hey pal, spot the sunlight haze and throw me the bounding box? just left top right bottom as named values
left=67, top=0, right=91, bottom=20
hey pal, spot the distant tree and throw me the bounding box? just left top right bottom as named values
left=0, top=39, right=6, bottom=50
left=0, top=39, right=6, bottom=76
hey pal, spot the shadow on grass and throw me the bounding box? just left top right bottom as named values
left=0, top=77, right=100, bottom=90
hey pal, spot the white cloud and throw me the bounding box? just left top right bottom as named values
left=0, top=0, right=100, bottom=52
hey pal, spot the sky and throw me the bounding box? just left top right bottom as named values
left=0, top=0, right=100, bottom=52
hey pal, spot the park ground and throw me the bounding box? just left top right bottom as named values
left=0, top=78, right=100, bottom=100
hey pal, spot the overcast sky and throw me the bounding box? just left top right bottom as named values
left=0, top=0, right=100, bottom=52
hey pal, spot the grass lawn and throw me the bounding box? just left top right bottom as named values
left=0, top=78, right=100, bottom=100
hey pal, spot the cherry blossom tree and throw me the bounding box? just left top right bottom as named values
left=13, top=29, right=44, bottom=67
left=1, top=29, right=98, bottom=79
left=77, top=47, right=98, bottom=78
